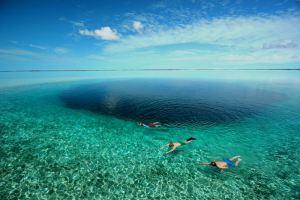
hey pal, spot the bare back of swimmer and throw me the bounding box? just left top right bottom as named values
left=199, top=156, right=242, bottom=170
left=160, top=137, right=196, bottom=155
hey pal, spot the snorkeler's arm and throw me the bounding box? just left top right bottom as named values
left=218, top=165, right=228, bottom=170
left=198, top=162, right=211, bottom=166
left=164, top=147, right=176, bottom=155
left=160, top=143, right=169, bottom=150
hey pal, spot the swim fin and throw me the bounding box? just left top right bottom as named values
left=187, top=137, right=196, bottom=141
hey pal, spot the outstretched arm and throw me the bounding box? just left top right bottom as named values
left=164, top=147, right=176, bottom=155
left=160, top=143, right=169, bottom=150
left=198, top=162, right=211, bottom=166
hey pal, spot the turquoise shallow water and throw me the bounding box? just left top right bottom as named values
left=0, top=73, right=300, bottom=199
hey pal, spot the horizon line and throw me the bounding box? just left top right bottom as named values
left=1, top=68, right=300, bottom=72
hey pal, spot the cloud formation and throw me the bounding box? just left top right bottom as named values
left=262, top=40, right=297, bottom=49
left=0, top=48, right=37, bottom=56
left=59, top=17, right=85, bottom=27
left=54, top=47, right=69, bottom=54
left=29, top=44, right=47, bottom=50
left=104, top=14, right=300, bottom=53
left=79, top=27, right=120, bottom=40
left=81, top=13, right=299, bottom=69
left=132, top=21, right=143, bottom=33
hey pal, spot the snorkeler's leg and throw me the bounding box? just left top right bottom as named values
left=229, top=155, right=241, bottom=161
left=184, top=139, right=195, bottom=144
left=235, top=158, right=242, bottom=166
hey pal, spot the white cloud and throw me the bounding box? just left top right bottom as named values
left=4, top=12, right=299, bottom=70
left=59, top=17, right=85, bottom=27
left=132, top=21, right=143, bottom=33
left=87, top=13, right=299, bottom=69
left=0, top=48, right=38, bottom=56
left=166, top=48, right=300, bottom=65
left=221, top=53, right=297, bottom=64
left=79, top=27, right=120, bottom=40
left=59, top=17, right=66, bottom=21
left=104, top=14, right=300, bottom=53
left=86, top=54, right=105, bottom=60
left=71, top=21, right=84, bottom=27
left=54, top=47, right=69, bottom=54
left=29, top=44, right=47, bottom=50
left=262, top=39, right=297, bottom=49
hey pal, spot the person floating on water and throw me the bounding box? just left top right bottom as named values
left=199, top=155, right=242, bottom=170
left=138, top=122, right=161, bottom=128
left=160, top=137, right=196, bottom=155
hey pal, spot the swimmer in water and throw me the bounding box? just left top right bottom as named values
left=138, top=122, right=161, bottom=128
left=160, top=137, right=196, bottom=155
left=199, top=155, right=242, bottom=170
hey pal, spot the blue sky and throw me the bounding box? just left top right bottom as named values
left=0, top=0, right=300, bottom=70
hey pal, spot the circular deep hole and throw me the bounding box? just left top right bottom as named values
left=60, top=79, right=284, bottom=127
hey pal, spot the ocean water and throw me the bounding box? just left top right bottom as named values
left=0, top=71, right=300, bottom=199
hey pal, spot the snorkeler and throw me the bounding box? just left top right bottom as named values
left=199, top=155, right=242, bottom=170
left=160, top=137, right=196, bottom=155
left=138, top=122, right=161, bottom=128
